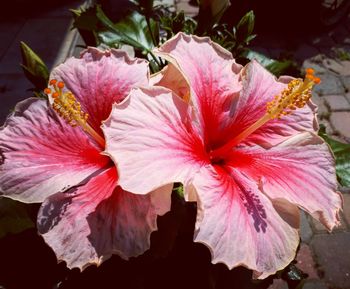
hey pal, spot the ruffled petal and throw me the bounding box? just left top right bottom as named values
left=192, top=165, right=299, bottom=279
left=37, top=167, right=172, bottom=270
left=0, top=98, right=109, bottom=203
left=154, top=32, right=242, bottom=148
left=103, top=86, right=206, bottom=195
left=150, top=63, right=190, bottom=101
left=50, top=47, right=149, bottom=134
left=232, top=61, right=317, bottom=147
left=228, top=132, right=342, bottom=230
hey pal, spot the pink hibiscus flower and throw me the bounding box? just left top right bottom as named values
left=103, top=33, right=342, bottom=278
left=0, top=47, right=171, bottom=269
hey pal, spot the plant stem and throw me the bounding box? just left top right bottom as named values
left=145, top=16, right=164, bottom=68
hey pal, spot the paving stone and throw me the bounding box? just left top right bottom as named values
left=330, top=24, right=350, bottom=45
left=302, top=56, right=328, bottom=74
left=0, top=74, right=32, bottom=125
left=300, top=211, right=313, bottom=244
left=251, top=36, right=281, bottom=49
left=0, top=18, right=73, bottom=74
left=249, top=46, right=270, bottom=57
left=267, top=279, right=288, bottom=289
left=302, top=280, right=328, bottom=289
left=311, top=232, right=350, bottom=288
left=267, top=48, right=284, bottom=60
left=37, top=0, right=83, bottom=18
left=324, top=94, right=350, bottom=111
left=318, top=47, right=333, bottom=57
left=322, top=58, right=350, bottom=76
left=309, top=33, right=336, bottom=47
left=340, top=186, right=350, bottom=194
left=0, top=20, right=25, bottom=60
left=330, top=133, right=350, bottom=144
left=343, top=194, right=350, bottom=227
left=330, top=111, right=350, bottom=138
left=311, top=93, right=329, bottom=119
left=294, top=44, right=319, bottom=62
left=53, top=26, right=82, bottom=67
left=155, top=0, right=175, bottom=5
left=310, top=213, right=347, bottom=233
left=258, top=37, right=284, bottom=49
left=342, top=76, right=350, bottom=91
left=71, top=33, right=86, bottom=59
left=345, top=13, right=350, bottom=32
left=319, top=119, right=334, bottom=135
left=176, top=1, right=199, bottom=16
left=313, top=74, right=345, bottom=95
left=296, top=244, right=318, bottom=279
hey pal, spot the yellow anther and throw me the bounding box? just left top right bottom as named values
left=209, top=69, right=321, bottom=159
left=44, top=88, right=51, bottom=95
left=45, top=80, right=105, bottom=148
left=49, top=79, right=57, bottom=85
left=313, top=77, right=321, bottom=84
left=306, top=68, right=314, bottom=75
left=266, top=69, right=320, bottom=120
left=52, top=91, right=88, bottom=127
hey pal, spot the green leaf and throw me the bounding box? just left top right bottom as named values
left=266, top=60, right=294, bottom=76
left=0, top=197, right=34, bottom=239
left=281, top=263, right=307, bottom=289
left=159, top=11, right=197, bottom=37
left=243, top=50, right=295, bottom=76
left=136, top=0, right=154, bottom=16
left=173, top=183, right=184, bottom=198
left=20, top=42, right=49, bottom=91
left=197, top=0, right=230, bottom=33
left=319, top=125, right=350, bottom=187
left=235, top=10, right=255, bottom=44
left=97, top=6, right=156, bottom=54
left=242, top=50, right=274, bottom=66
left=97, top=6, right=162, bottom=71
left=71, top=5, right=99, bottom=32
left=71, top=5, right=99, bottom=46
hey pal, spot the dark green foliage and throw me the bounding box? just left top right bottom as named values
left=71, top=5, right=100, bottom=46
left=319, top=125, right=350, bottom=187
left=0, top=197, right=34, bottom=239
left=20, top=41, right=49, bottom=97
left=70, top=2, right=296, bottom=76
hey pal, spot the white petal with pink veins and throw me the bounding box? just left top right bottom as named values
left=228, top=132, right=342, bottom=230
left=103, top=86, right=206, bottom=195
left=235, top=61, right=318, bottom=147
left=0, top=98, right=109, bottom=203
left=38, top=167, right=172, bottom=270
left=192, top=165, right=299, bottom=279
left=155, top=32, right=243, bottom=148
left=51, top=47, right=149, bottom=134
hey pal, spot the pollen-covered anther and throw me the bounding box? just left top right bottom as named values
left=53, top=92, right=88, bottom=127
left=210, top=68, right=320, bottom=157
left=266, top=69, right=319, bottom=120
left=44, top=80, right=88, bottom=127
left=44, top=79, right=105, bottom=148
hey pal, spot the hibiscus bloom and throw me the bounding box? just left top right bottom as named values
left=0, top=47, right=171, bottom=269
left=103, top=33, right=342, bottom=278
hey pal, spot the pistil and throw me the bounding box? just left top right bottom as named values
left=210, top=69, right=320, bottom=160
left=44, top=80, right=105, bottom=148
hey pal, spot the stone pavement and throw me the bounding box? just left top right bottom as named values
left=0, top=0, right=83, bottom=125
left=175, top=1, right=350, bottom=288
left=0, top=0, right=349, bottom=289
left=290, top=58, right=350, bottom=289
